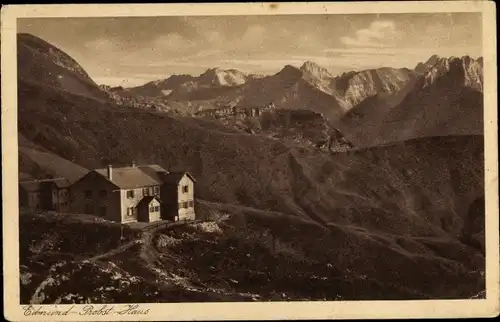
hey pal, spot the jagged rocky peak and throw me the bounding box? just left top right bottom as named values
left=300, top=61, right=333, bottom=78
left=297, top=61, right=337, bottom=96
left=335, top=67, right=415, bottom=108
left=199, top=67, right=248, bottom=86
left=417, top=55, right=483, bottom=91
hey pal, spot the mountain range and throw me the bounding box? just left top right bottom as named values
left=17, top=32, right=483, bottom=149
left=14, top=33, right=486, bottom=301
left=113, top=52, right=483, bottom=147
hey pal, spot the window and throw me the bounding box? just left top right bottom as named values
left=188, top=200, right=194, bottom=208
left=99, top=206, right=106, bottom=217
left=149, top=206, right=155, bottom=212
left=182, top=201, right=188, bottom=209
left=153, top=186, right=160, bottom=196
left=126, top=190, right=135, bottom=198
left=182, top=185, right=189, bottom=193
left=85, top=190, right=92, bottom=198
left=127, top=207, right=136, bottom=217
left=154, top=206, right=159, bottom=212
left=99, top=190, right=107, bottom=197
left=143, top=188, right=150, bottom=196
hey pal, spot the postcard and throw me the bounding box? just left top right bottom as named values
left=2, top=1, right=498, bottom=320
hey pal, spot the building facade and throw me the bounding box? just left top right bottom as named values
left=160, top=172, right=196, bottom=221
left=66, top=164, right=196, bottom=223
left=19, top=178, right=72, bottom=212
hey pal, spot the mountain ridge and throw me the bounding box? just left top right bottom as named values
left=17, top=33, right=107, bottom=101
left=339, top=55, right=483, bottom=147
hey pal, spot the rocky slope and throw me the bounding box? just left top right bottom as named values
left=299, top=61, right=337, bottom=95
left=339, top=55, right=484, bottom=147
left=298, top=61, right=417, bottom=110
left=98, top=85, right=182, bottom=114
left=415, top=55, right=483, bottom=91
left=415, top=55, right=483, bottom=92
left=197, top=106, right=353, bottom=152
left=333, top=67, right=417, bottom=109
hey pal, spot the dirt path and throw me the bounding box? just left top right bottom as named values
left=87, top=239, right=142, bottom=261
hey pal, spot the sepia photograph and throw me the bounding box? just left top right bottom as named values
left=2, top=1, right=498, bottom=320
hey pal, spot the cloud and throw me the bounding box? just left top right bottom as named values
left=340, top=20, right=399, bottom=47
left=84, top=38, right=120, bottom=52
left=152, top=33, right=194, bottom=50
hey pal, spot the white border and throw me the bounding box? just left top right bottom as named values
left=2, top=2, right=499, bottom=320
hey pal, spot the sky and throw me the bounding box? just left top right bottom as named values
left=18, top=13, right=482, bottom=87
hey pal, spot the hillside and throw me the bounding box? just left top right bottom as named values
left=17, top=33, right=107, bottom=101
left=18, top=76, right=485, bottom=236
left=17, top=33, right=486, bottom=302
left=18, top=83, right=486, bottom=301
left=20, top=202, right=485, bottom=303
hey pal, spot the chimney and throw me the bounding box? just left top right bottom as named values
left=107, top=164, right=113, bottom=181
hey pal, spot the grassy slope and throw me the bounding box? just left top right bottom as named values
left=17, top=33, right=107, bottom=101
left=19, top=79, right=484, bottom=235
left=18, top=78, right=485, bottom=301
left=19, top=142, right=89, bottom=182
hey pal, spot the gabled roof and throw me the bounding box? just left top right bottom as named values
left=137, top=165, right=168, bottom=183
left=162, top=172, right=196, bottom=185
left=19, top=177, right=72, bottom=192
left=94, top=165, right=168, bottom=189
left=19, top=181, right=42, bottom=192
left=136, top=196, right=161, bottom=208
left=92, top=164, right=195, bottom=189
